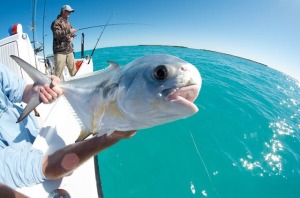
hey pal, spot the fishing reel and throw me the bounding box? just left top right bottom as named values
left=31, top=41, right=44, bottom=54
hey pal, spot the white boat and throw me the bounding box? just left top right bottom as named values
left=0, top=24, right=101, bottom=197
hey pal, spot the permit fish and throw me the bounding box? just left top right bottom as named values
left=11, top=54, right=202, bottom=142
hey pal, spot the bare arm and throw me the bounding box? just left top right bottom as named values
left=42, top=130, right=136, bottom=179
left=0, top=183, right=29, bottom=198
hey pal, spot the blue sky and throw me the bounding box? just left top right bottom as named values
left=0, top=0, right=299, bottom=81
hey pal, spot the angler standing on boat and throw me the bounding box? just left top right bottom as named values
left=51, top=5, right=77, bottom=79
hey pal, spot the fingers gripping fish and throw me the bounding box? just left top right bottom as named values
left=10, top=54, right=202, bottom=142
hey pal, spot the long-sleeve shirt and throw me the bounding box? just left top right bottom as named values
left=51, top=15, right=74, bottom=54
left=0, top=64, right=45, bottom=188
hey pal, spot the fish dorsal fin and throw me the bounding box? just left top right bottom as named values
left=107, top=61, right=120, bottom=69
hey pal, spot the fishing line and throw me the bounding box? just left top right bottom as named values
left=186, top=124, right=220, bottom=197
left=77, top=23, right=149, bottom=31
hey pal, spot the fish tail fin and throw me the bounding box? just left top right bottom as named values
left=17, top=90, right=42, bottom=123
left=10, top=55, right=51, bottom=122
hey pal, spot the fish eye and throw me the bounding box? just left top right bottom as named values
left=153, top=65, right=168, bottom=80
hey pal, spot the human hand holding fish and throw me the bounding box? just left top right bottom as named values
left=22, top=75, right=63, bottom=105
left=11, top=54, right=202, bottom=142
left=38, top=75, right=63, bottom=103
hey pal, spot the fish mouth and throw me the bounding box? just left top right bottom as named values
left=163, top=84, right=200, bottom=112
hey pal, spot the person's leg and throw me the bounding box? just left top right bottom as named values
left=66, top=53, right=76, bottom=76
left=54, top=53, right=67, bottom=78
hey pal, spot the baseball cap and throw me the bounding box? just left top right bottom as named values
left=62, top=5, right=74, bottom=12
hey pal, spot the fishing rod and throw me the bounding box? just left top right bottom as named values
left=31, top=0, right=37, bottom=54
left=81, top=33, right=84, bottom=58
left=77, top=23, right=149, bottom=31
left=88, top=16, right=112, bottom=64
left=30, top=0, right=40, bottom=71
left=42, top=0, right=48, bottom=70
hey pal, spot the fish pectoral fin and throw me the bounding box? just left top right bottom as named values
left=17, top=90, right=42, bottom=123
left=75, top=130, right=93, bottom=142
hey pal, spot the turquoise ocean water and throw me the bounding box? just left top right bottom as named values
left=77, top=46, right=300, bottom=198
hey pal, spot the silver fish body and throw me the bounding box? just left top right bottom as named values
left=11, top=54, right=202, bottom=141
